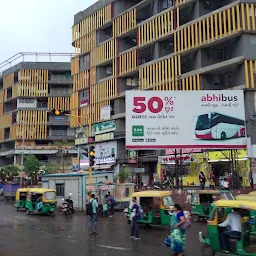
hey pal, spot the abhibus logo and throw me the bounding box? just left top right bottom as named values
left=201, top=94, right=238, bottom=102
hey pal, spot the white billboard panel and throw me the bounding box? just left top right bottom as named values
left=126, top=90, right=246, bottom=149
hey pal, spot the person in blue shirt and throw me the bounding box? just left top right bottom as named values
left=105, top=194, right=116, bottom=217
left=130, top=197, right=141, bottom=240
left=89, top=194, right=99, bottom=235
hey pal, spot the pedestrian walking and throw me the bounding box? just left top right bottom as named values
left=221, top=178, right=229, bottom=190
left=209, top=169, right=215, bottom=189
left=170, top=204, right=186, bottom=256
left=199, top=172, right=206, bottom=189
left=87, top=194, right=98, bottom=235
left=130, top=197, right=141, bottom=240
left=105, top=194, right=116, bottom=217
left=249, top=171, right=254, bottom=189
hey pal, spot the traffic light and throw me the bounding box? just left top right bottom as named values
left=89, top=146, right=95, bottom=167
left=49, top=109, right=69, bottom=116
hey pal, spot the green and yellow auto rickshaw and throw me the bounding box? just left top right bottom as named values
left=191, top=190, right=234, bottom=222
left=25, top=188, right=57, bottom=216
left=15, top=188, right=29, bottom=211
left=199, top=199, right=256, bottom=256
left=236, top=194, right=256, bottom=235
left=126, top=191, right=174, bottom=226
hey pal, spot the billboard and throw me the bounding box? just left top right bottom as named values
left=94, top=141, right=117, bottom=165
left=126, top=90, right=246, bottom=149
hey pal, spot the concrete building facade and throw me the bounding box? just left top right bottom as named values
left=0, top=53, right=76, bottom=168
left=71, top=0, right=256, bottom=183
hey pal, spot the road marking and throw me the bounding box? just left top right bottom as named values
left=98, top=245, right=131, bottom=251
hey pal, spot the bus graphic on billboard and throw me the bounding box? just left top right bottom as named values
left=195, top=112, right=246, bottom=140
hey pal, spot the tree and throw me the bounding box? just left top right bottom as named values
left=53, top=140, right=73, bottom=173
left=0, top=165, right=19, bottom=182
left=23, top=155, right=41, bottom=182
left=44, top=162, right=59, bottom=174
left=115, top=166, right=131, bottom=183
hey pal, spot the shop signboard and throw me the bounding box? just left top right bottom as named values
left=72, top=158, right=79, bottom=172
left=15, top=145, right=73, bottom=150
left=75, top=138, right=88, bottom=145
left=76, top=126, right=88, bottom=135
left=207, top=149, right=248, bottom=161
left=128, top=150, right=138, bottom=163
left=94, top=141, right=117, bottom=165
left=101, top=105, right=111, bottom=120
left=126, top=90, right=246, bottom=149
left=158, top=155, right=192, bottom=164
left=95, top=132, right=114, bottom=142
left=92, top=120, right=116, bottom=135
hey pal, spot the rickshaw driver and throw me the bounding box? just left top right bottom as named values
left=218, top=208, right=242, bottom=253
left=36, top=196, right=43, bottom=212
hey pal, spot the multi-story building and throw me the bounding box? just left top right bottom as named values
left=71, top=0, right=256, bottom=182
left=0, top=53, right=76, bottom=168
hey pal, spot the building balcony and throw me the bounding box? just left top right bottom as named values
left=47, top=116, right=70, bottom=126
left=47, top=135, right=75, bottom=141
left=47, top=130, right=74, bottom=141
left=49, top=75, right=72, bottom=84
left=48, top=89, right=72, bottom=97
left=37, top=102, right=48, bottom=109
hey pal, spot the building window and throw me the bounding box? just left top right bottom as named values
left=162, top=0, right=173, bottom=9
left=56, top=184, right=65, bottom=197
left=19, top=98, right=34, bottom=104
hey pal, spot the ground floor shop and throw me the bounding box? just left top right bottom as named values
left=157, top=149, right=251, bottom=188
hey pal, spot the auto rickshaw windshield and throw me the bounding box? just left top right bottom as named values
left=44, top=192, right=56, bottom=200
left=221, top=192, right=234, bottom=200
left=163, top=195, right=174, bottom=207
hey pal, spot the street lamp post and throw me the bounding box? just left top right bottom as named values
left=19, top=120, right=25, bottom=188
left=65, top=114, right=92, bottom=183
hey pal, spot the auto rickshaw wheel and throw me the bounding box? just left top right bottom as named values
left=201, top=244, right=215, bottom=256
left=50, top=211, right=56, bottom=217
left=16, top=207, right=19, bottom=211
left=192, top=214, right=200, bottom=222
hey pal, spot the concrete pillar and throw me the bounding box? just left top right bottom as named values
left=191, top=0, right=200, bottom=20
left=153, top=0, right=159, bottom=15
left=153, top=42, right=160, bottom=60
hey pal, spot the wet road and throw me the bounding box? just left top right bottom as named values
left=0, top=202, right=223, bottom=256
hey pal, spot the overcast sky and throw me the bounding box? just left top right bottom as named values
left=0, top=0, right=97, bottom=66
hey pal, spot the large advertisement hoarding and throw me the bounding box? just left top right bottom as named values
left=126, top=90, right=246, bottom=149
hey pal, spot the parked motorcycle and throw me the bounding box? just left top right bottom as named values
left=62, top=193, right=74, bottom=215
left=154, top=179, right=172, bottom=190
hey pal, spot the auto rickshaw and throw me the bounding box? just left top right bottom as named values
left=126, top=190, right=174, bottom=226
left=15, top=188, right=29, bottom=211
left=25, top=188, right=57, bottom=216
left=236, top=194, right=256, bottom=235
left=191, top=190, right=234, bottom=222
left=249, top=191, right=256, bottom=196
left=199, top=199, right=256, bottom=256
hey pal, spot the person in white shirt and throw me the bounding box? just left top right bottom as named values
left=218, top=208, right=242, bottom=252
left=221, top=178, right=229, bottom=190
left=186, top=191, right=192, bottom=205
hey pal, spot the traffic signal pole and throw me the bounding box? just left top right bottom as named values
left=64, top=114, right=93, bottom=183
